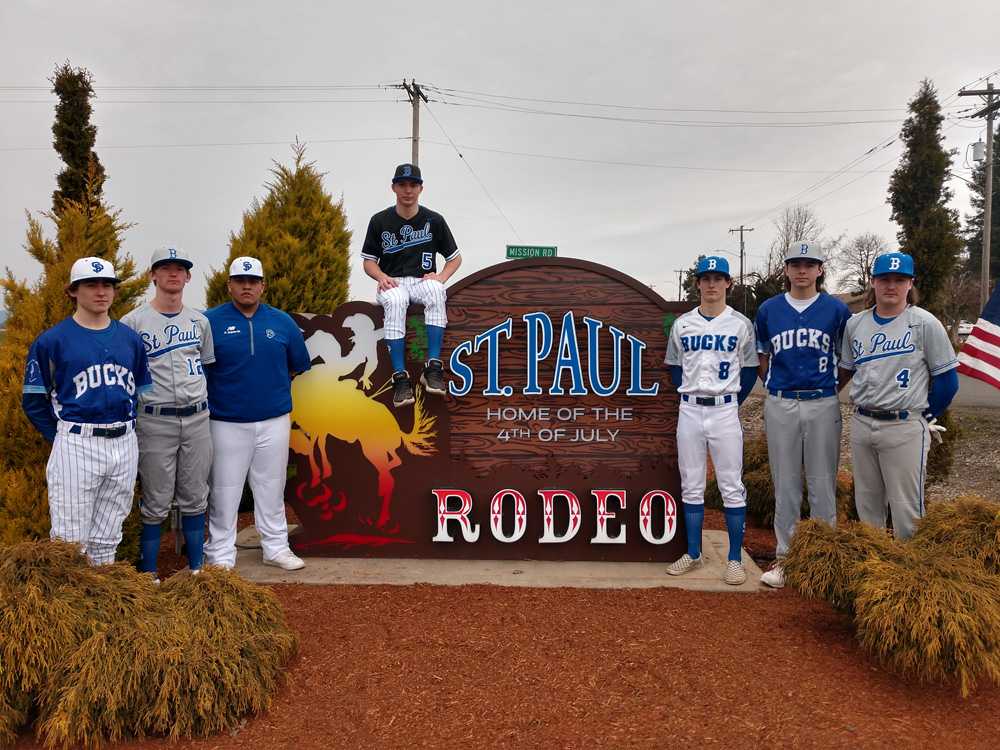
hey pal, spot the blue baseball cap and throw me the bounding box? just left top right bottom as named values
left=871, top=252, right=915, bottom=278
left=695, top=255, right=731, bottom=278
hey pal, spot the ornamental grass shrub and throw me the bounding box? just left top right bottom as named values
left=0, top=541, right=296, bottom=748
left=911, top=495, right=1000, bottom=574
left=853, top=548, right=1000, bottom=698
left=782, top=520, right=905, bottom=613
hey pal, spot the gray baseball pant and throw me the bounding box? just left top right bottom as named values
left=764, top=395, right=841, bottom=557
left=850, top=413, right=930, bottom=540
left=136, top=409, right=212, bottom=523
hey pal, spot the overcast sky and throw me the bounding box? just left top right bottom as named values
left=1, top=1, right=997, bottom=308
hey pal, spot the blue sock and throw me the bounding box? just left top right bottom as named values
left=387, top=337, right=406, bottom=373
left=426, top=325, right=445, bottom=361
left=724, top=506, right=747, bottom=562
left=139, top=522, right=161, bottom=574
left=682, top=502, right=704, bottom=559
left=181, top=513, right=206, bottom=571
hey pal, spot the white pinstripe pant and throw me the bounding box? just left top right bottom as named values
left=47, top=421, right=139, bottom=565
left=376, top=276, right=448, bottom=340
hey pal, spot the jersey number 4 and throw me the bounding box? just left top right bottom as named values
left=895, top=368, right=910, bottom=389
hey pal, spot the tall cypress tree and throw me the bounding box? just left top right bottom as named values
left=887, top=79, right=963, bottom=317
left=206, top=143, right=352, bottom=312
left=963, top=122, right=1000, bottom=285
left=50, top=62, right=106, bottom=215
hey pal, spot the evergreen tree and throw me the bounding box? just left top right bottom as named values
left=962, top=122, right=1000, bottom=285
left=0, top=186, right=145, bottom=544
left=887, top=79, right=964, bottom=316
left=50, top=62, right=106, bottom=215
left=206, top=143, right=352, bottom=312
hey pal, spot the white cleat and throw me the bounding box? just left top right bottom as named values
left=263, top=550, right=305, bottom=571
left=761, top=563, right=785, bottom=589
left=723, top=560, right=747, bottom=586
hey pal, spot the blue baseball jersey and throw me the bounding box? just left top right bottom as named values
left=204, top=302, right=312, bottom=423
left=22, top=318, right=152, bottom=425
left=755, top=293, right=851, bottom=390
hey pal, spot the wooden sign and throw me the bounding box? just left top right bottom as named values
left=286, top=258, right=689, bottom=561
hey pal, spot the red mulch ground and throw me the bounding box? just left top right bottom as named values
left=14, top=514, right=1000, bottom=749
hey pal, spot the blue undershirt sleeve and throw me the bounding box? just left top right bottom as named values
left=925, top=369, right=959, bottom=419
left=738, top=366, right=758, bottom=405
left=22, top=392, right=57, bottom=443
left=669, top=365, right=683, bottom=389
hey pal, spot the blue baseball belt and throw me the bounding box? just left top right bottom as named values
left=768, top=387, right=836, bottom=400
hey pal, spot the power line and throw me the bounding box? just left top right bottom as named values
left=418, top=139, right=895, bottom=176
left=0, top=135, right=409, bottom=153
left=0, top=98, right=403, bottom=104
left=423, top=84, right=968, bottom=115
left=0, top=84, right=385, bottom=91
left=421, top=102, right=521, bottom=241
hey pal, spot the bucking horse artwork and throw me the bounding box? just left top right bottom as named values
left=289, top=310, right=437, bottom=540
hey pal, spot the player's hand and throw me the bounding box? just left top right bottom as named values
left=421, top=272, right=445, bottom=283
left=926, top=417, right=946, bottom=445
left=377, top=276, right=398, bottom=292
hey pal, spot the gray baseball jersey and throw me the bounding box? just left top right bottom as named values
left=840, top=306, right=957, bottom=412
left=121, top=304, right=215, bottom=406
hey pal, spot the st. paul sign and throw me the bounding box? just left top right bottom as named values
left=286, top=258, right=688, bottom=562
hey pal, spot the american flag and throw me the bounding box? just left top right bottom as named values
left=958, top=283, right=1000, bottom=391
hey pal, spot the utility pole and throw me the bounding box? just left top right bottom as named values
left=728, top=225, right=754, bottom=314
left=400, top=79, right=429, bottom=166
left=675, top=269, right=685, bottom=301
left=960, top=81, right=998, bottom=309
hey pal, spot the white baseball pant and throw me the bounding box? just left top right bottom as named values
left=47, top=421, right=139, bottom=565
left=376, top=276, right=448, bottom=341
left=676, top=401, right=747, bottom=508
left=205, top=413, right=293, bottom=568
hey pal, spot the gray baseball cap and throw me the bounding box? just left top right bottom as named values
left=151, top=246, right=193, bottom=270
left=785, top=240, right=825, bottom=263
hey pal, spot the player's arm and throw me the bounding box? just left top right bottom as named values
left=21, top=341, right=57, bottom=442
left=22, top=393, right=57, bottom=443
left=286, top=317, right=313, bottom=377
left=922, top=315, right=960, bottom=419
left=925, top=369, right=959, bottom=419
left=757, top=354, right=769, bottom=381
left=836, top=367, right=854, bottom=393
left=363, top=258, right=398, bottom=291
left=837, top=318, right=857, bottom=393
left=423, top=253, right=463, bottom=284
left=737, top=319, right=758, bottom=404
left=753, top=307, right=770, bottom=381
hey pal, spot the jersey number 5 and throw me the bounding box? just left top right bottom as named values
left=421, top=251, right=433, bottom=271
left=895, top=368, right=910, bottom=389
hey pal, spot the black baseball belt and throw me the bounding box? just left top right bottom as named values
left=856, top=406, right=910, bottom=421
left=143, top=400, right=209, bottom=417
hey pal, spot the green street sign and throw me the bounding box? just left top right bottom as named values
left=506, top=245, right=558, bottom=259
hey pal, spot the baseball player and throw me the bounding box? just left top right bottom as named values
left=203, top=256, right=312, bottom=570
left=755, top=241, right=851, bottom=589
left=121, top=246, right=214, bottom=580
left=839, top=252, right=958, bottom=540
left=21, top=257, right=151, bottom=564
left=664, top=256, right=759, bottom=585
left=361, top=163, right=462, bottom=408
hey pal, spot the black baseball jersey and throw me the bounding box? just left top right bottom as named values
left=360, top=206, right=459, bottom=278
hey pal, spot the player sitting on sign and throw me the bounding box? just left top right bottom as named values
left=361, top=163, right=462, bottom=408
left=21, top=257, right=152, bottom=565
left=838, top=252, right=959, bottom=540
left=664, top=256, right=758, bottom=585
left=754, top=241, right=851, bottom=589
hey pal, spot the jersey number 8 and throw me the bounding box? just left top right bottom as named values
left=718, top=361, right=731, bottom=379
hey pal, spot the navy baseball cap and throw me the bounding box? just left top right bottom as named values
left=695, top=255, right=731, bottom=278
left=392, top=163, right=423, bottom=184
left=871, top=252, right=915, bottom=278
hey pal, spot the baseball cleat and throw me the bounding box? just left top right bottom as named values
left=666, top=553, right=705, bottom=576
left=391, top=371, right=415, bottom=408
left=263, top=550, right=305, bottom=571
left=420, top=358, right=447, bottom=395
left=760, top=562, right=785, bottom=589
left=723, top=560, right=747, bottom=586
